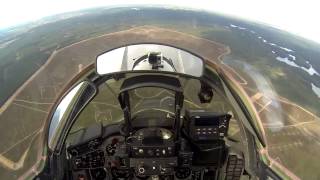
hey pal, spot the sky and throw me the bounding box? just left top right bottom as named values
left=1, top=0, right=320, bottom=43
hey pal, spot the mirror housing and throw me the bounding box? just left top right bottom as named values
left=96, top=44, right=204, bottom=77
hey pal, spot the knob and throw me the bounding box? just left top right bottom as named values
left=138, top=166, right=145, bottom=174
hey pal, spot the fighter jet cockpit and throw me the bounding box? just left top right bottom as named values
left=2, top=3, right=320, bottom=180
left=42, top=44, right=272, bottom=180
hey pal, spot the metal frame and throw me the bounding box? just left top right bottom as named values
left=117, top=74, right=184, bottom=140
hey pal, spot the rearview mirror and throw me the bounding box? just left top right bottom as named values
left=96, top=44, right=204, bottom=77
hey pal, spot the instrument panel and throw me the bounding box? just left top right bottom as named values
left=129, top=128, right=175, bottom=158
left=67, top=110, right=234, bottom=180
